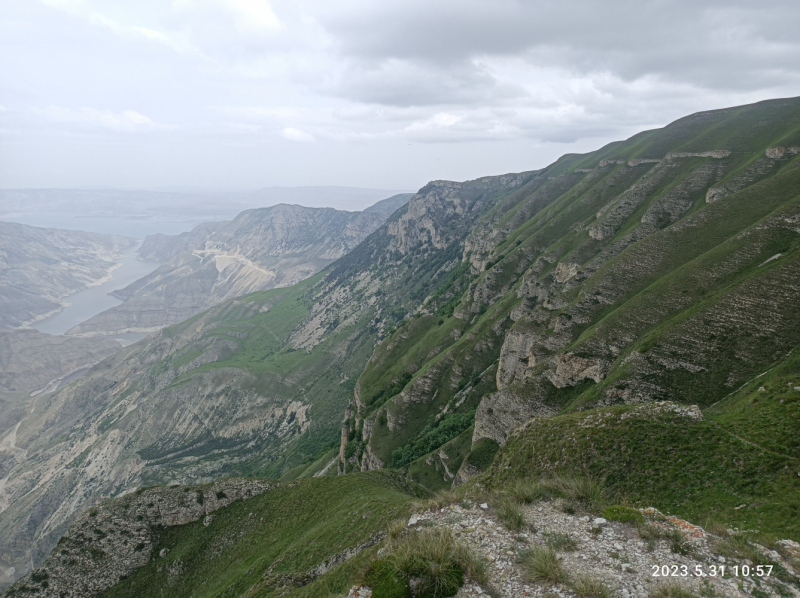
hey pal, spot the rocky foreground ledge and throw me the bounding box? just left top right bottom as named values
left=348, top=499, right=800, bottom=598
left=3, top=479, right=273, bottom=598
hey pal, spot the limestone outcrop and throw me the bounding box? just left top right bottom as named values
left=3, top=479, right=272, bottom=598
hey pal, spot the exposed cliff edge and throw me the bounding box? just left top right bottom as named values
left=3, top=479, right=273, bottom=598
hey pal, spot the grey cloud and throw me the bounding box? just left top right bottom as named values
left=318, top=0, right=800, bottom=105
left=2, top=0, right=799, bottom=190
left=323, top=59, right=527, bottom=107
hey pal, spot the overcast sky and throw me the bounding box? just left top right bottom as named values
left=1, top=0, right=799, bottom=191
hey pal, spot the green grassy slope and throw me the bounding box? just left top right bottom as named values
left=347, top=98, right=800, bottom=495
left=484, top=352, right=800, bottom=539
left=95, top=473, right=423, bottom=598
left=8, top=472, right=418, bottom=598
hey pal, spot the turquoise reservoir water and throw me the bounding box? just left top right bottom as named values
left=31, top=242, right=160, bottom=342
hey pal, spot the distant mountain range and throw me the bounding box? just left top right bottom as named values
left=66, top=195, right=412, bottom=336
left=0, top=186, right=412, bottom=237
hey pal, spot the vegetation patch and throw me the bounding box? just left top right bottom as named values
left=520, top=545, right=567, bottom=584
left=100, top=472, right=427, bottom=598
left=464, top=438, right=500, bottom=471
left=486, top=404, right=800, bottom=539
left=601, top=505, right=644, bottom=524
left=390, top=410, right=476, bottom=469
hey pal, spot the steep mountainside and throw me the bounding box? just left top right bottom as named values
left=344, top=96, right=800, bottom=492
left=2, top=472, right=423, bottom=598
left=67, top=198, right=412, bottom=336
left=0, top=222, right=135, bottom=330
left=0, top=330, right=122, bottom=440
left=2, top=97, right=800, bottom=594
left=0, top=180, right=517, bottom=584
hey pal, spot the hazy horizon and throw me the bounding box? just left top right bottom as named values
left=0, top=185, right=413, bottom=237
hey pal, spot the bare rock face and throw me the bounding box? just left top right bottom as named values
left=665, top=150, right=731, bottom=159
left=3, top=479, right=272, bottom=598
left=495, top=330, right=535, bottom=389
left=473, top=380, right=559, bottom=446
left=552, top=262, right=579, bottom=283
left=360, top=444, right=385, bottom=472
left=765, top=146, right=800, bottom=159
left=544, top=353, right=608, bottom=388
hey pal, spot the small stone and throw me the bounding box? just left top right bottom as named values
left=593, top=517, right=608, bottom=527
left=408, top=514, right=422, bottom=526
left=480, top=503, right=489, bottom=510
left=718, top=555, right=726, bottom=563
left=794, top=386, right=800, bottom=392
left=203, top=515, right=213, bottom=526
left=159, top=548, right=169, bottom=558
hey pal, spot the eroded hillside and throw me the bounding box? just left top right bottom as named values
left=0, top=177, right=526, bottom=585
left=343, top=97, right=800, bottom=497
left=67, top=197, right=412, bottom=337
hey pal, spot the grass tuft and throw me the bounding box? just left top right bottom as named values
left=637, top=522, right=666, bottom=551
left=387, top=519, right=407, bottom=542
left=509, top=479, right=545, bottom=503
left=379, top=527, right=488, bottom=597
left=571, top=574, right=615, bottom=597
left=667, top=529, right=693, bottom=556
left=520, top=545, right=568, bottom=584
left=413, top=489, right=461, bottom=513
left=544, top=532, right=578, bottom=552
left=494, top=495, right=526, bottom=531
left=552, top=475, right=605, bottom=508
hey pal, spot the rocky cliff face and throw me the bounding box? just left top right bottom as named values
left=0, top=222, right=135, bottom=330
left=67, top=199, right=411, bottom=337
left=3, top=478, right=273, bottom=597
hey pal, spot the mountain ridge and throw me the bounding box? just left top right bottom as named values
left=65, top=196, right=412, bottom=337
